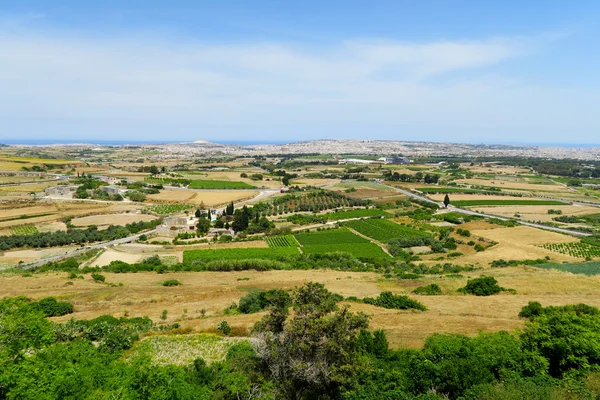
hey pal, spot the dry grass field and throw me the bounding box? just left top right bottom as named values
left=465, top=166, right=532, bottom=175
left=429, top=194, right=532, bottom=202
left=0, top=246, right=78, bottom=264
left=449, top=225, right=580, bottom=266
left=455, top=178, right=569, bottom=192
left=472, top=204, right=600, bottom=222
left=71, top=213, right=156, bottom=228
left=3, top=266, right=600, bottom=348
left=147, top=190, right=258, bottom=207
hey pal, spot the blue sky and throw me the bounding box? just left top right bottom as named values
left=0, top=1, right=599, bottom=144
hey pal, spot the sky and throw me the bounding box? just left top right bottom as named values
left=0, top=1, right=599, bottom=145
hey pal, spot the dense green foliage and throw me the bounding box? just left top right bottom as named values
left=265, top=235, right=298, bottom=248
left=412, top=284, right=443, bottom=296
left=295, top=228, right=391, bottom=259
left=458, top=276, right=514, bottom=296
left=361, top=291, right=427, bottom=311
left=5, top=289, right=600, bottom=398
left=0, top=219, right=161, bottom=251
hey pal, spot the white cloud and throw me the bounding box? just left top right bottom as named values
left=0, top=27, right=596, bottom=143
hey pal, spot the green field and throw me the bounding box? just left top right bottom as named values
left=301, top=243, right=389, bottom=258
left=265, top=235, right=299, bottom=248
left=188, top=180, right=255, bottom=189
left=148, top=204, right=194, bottom=214
left=343, top=219, right=431, bottom=243
left=417, top=187, right=485, bottom=194
left=11, top=225, right=39, bottom=235
left=535, top=261, right=600, bottom=276
left=183, top=247, right=299, bottom=262
left=294, top=228, right=369, bottom=246
left=294, top=228, right=389, bottom=258
left=451, top=200, right=566, bottom=207
left=539, top=242, right=600, bottom=259
left=321, top=209, right=388, bottom=220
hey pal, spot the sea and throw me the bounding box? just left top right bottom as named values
left=0, top=139, right=598, bottom=148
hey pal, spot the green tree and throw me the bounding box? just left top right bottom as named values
left=196, top=216, right=211, bottom=235
left=253, top=282, right=369, bottom=399
left=444, top=194, right=450, bottom=208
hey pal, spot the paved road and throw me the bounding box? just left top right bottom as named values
left=19, top=229, right=157, bottom=269
left=385, top=185, right=592, bottom=238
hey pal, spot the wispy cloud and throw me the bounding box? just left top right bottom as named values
left=0, top=26, right=595, bottom=142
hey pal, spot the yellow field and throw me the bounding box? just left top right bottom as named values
left=455, top=178, right=569, bottom=192
left=147, top=190, right=258, bottom=207
left=71, top=213, right=156, bottom=228
left=2, top=266, right=600, bottom=348
left=472, top=204, right=600, bottom=222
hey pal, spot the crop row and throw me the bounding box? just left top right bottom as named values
left=11, top=225, right=39, bottom=235
left=539, top=242, right=600, bottom=259
left=321, top=209, right=388, bottom=221
left=265, top=235, right=299, bottom=248
left=343, top=219, right=430, bottom=243
left=148, top=204, right=194, bottom=215
left=183, top=247, right=300, bottom=262
left=294, top=228, right=369, bottom=246
left=535, top=261, right=600, bottom=276
left=301, top=243, right=389, bottom=258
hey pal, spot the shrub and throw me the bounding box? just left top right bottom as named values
left=458, top=276, right=513, bottom=296
left=33, top=297, right=74, bottom=317
left=412, top=284, right=442, bottom=296
left=363, top=291, right=427, bottom=311
left=238, top=289, right=290, bottom=314
left=217, top=320, right=231, bottom=336
left=91, top=273, right=105, bottom=283
left=518, top=301, right=544, bottom=320
left=161, top=279, right=182, bottom=287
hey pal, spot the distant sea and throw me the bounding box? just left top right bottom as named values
left=0, top=139, right=598, bottom=148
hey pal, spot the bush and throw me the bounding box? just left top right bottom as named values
left=363, top=291, right=427, bottom=311
left=518, top=301, right=544, bottom=320
left=217, top=320, right=231, bottom=336
left=91, top=273, right=105, bottom=283
left=412, top=284, right=442, bottom=296
left=161, top=279, right=182, bottom=287
left=458, top=276, right=513, bottom=296
left=238, top=289, right=290, bottom=314
left=33, top=297, right=74, bottom=317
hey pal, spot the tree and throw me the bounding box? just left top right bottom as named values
left=226, top=202, right=235, bottom=216
left=232, top=206, right=250, bottom=232
left=196, top=216, right=211, bottom=235
left=444, top=194, right=450, bottom=208
left=149, top=165, right=159, bottom=175
left=282, top=175, right=291, bottom=187
left=253, top=282, right=369, bottom=399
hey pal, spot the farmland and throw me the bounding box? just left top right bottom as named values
left=321, top=208, right=388, bottom=220
left=451, top=199, right=566, bottom=207
left=11, top=225, right=39, bottom=235
left=265, top=235, right=299, bottom=248
left=188, top=180, right=256, bottom=190
left=183, top=247, right=300, bottom=263
left=535, top=261, right=600, bottom=276
left=343, top=218, right=431, bottom=243
left=539, top=242, right=600, bottom=259
left=294, top=228, right=369, bottom=246
left=263, top=190, right=367, bottom=215
left=148, top=204, right=194, bottom=214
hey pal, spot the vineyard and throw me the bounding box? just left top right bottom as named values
left=145, top=177, right=255, bottom=189
left=148, top=204, right=194, bottom=215
left=294, top=228, right=369, bottom=246
left=321, top=209, right=388, bottom=220
left=11, top=225, right=39, bottom=235
left=294, top=228, right=389, bottom=258
left=539, top=242, right=600, bottom=259
left=183, top=247, right=300, bottom=262
left=265, top=235, right=299, bottom=248
left=262, top=190, right=368, bottom=216
left=535, top=261, right=600, bottom=276
left=343, top=219, right=431, bottom=243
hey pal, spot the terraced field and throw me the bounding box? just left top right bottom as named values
left=11, top=225, right=39, bottom=235
left=294, top=228, right=389, bottom=258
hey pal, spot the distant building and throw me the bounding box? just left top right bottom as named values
left=377, top=157, right=411, bottom=164
left=45, top=185, right=78, bottom=197
left=100, top=185, right=124, bottom=195
left=338, top=159, right=376, bottom=165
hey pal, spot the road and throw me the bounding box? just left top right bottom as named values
left=385, top=185, right=592, bottom=238
left=19, top=229, right=157, bottom=269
